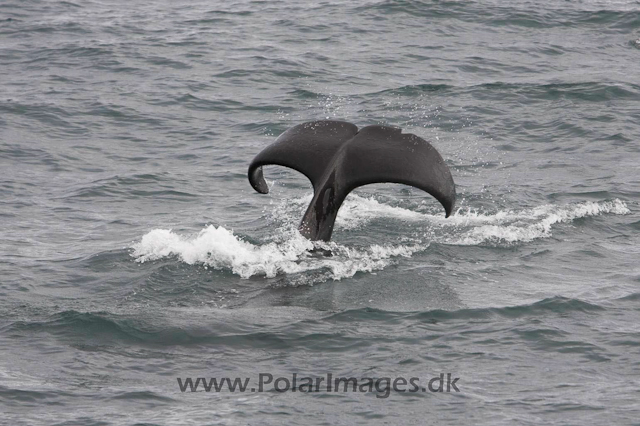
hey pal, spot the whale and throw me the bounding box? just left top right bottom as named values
left=248, top=120, right=456, bottom=242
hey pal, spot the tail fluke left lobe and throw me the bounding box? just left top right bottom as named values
left=248, top=120, right=358, bottom=193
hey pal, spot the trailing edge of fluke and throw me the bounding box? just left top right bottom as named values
left=248, top=120, right=456, bottom=242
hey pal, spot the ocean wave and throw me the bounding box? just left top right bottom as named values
left=354, top=1, right=640, bottom=29
left=3, top=297, right=605, bottom=349
left=448, top=198, right=630, bottom=245
left=327, top=296, right=605, bottom=322
left=370, top=81, right=640, bottom=103
left=131, top=196, right=629, bottom=280
left=275, top=194, right=630, bottom=244
left=131, top=225, right=422, bottom=280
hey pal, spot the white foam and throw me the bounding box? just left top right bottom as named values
left=336, top=195, right=425, bottom=229
left=131, top=225, right=423, bottom=280
left=270, top=193, right=429, bottom=231
left=131, top=198, right=629, bottom=280
left=331, top=195, right=629, bottom=245
left=450, top=199, right=630, bottom=245
left=132, top=226, right=313, bottom=278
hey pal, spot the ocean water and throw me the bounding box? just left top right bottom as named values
left=1, top=0, right=639, bottom=424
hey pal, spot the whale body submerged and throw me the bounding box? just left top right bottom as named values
left=248, top=120, right=456, bottom=242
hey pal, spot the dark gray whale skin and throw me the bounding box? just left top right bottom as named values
left=248, top=120, right=456, bottom=241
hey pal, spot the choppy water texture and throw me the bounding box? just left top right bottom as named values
left=1, top=0, right=640, bottom=424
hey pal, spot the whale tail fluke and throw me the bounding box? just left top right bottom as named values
left=248, top=120, right=456, bottom=241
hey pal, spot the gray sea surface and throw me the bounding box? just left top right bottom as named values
left=1, top=0, right=639, bottom=425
